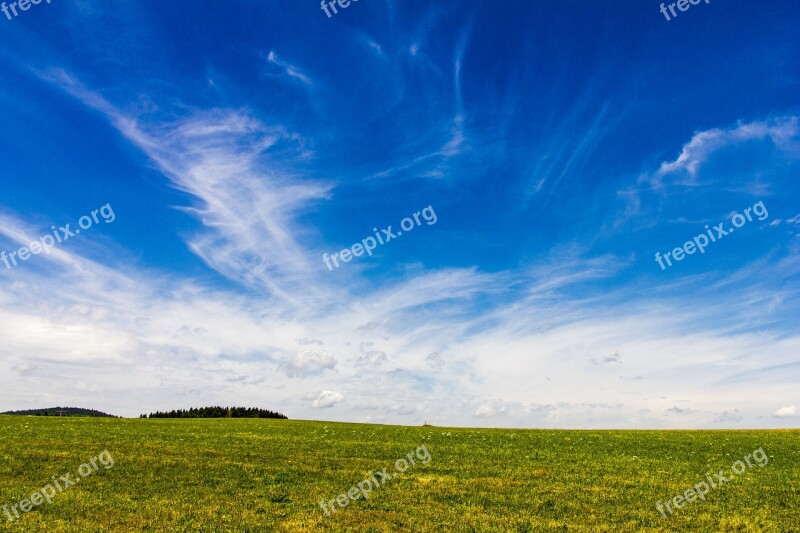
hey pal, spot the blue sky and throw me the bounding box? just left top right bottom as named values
left=1, top=0, right=799, bottom=427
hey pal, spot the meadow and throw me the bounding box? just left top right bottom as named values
left=0, top=415, right=797, bottom=532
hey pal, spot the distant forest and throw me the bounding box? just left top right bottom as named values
left=1, top=407, right=117, bottom=417
left=141, top=406, right=288, bottom=419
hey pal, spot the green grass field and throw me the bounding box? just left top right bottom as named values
left=0, top=416, right=797, bottom=532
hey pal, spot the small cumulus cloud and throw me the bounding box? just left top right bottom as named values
left=356, top=342, right=388, bottom=366
left=525, top=403, right=558, bottom=413
left=389, top=404, right=417, bottom=416
left=12, top=364, right=39, bottom=376
left=666, top=406, right=696, bottom=415
left=296, top=337, right=324, bottom=346
left=591, top=352, right=621, bottom=365
left=223, top=374, right=267, bottom=385
left=307, top=390, right=344, bottom=409
left=426, top=351, right=444, bottom=369
left=773, top=405, right=799, bottom=418
left=473, top=403, right=508, bottom=418
left=280, top=350, right=337, bottom=378
left=713, top=409, right=743, bottom=424
left=355, top=318, right=389, bottom=337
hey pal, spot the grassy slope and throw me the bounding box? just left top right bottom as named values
left=0, top=416, right=797, bottom=532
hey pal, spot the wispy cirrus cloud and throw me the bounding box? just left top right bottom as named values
left=40, top=68, right=332, bottom=305
left=646, top=117, right=799, bottom=188
left=264, top=50, right=313, bottom=86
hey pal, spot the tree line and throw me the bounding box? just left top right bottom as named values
left=140, top=406, right=288, bottom=419
left=1, top=407, right=117, bottom=417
